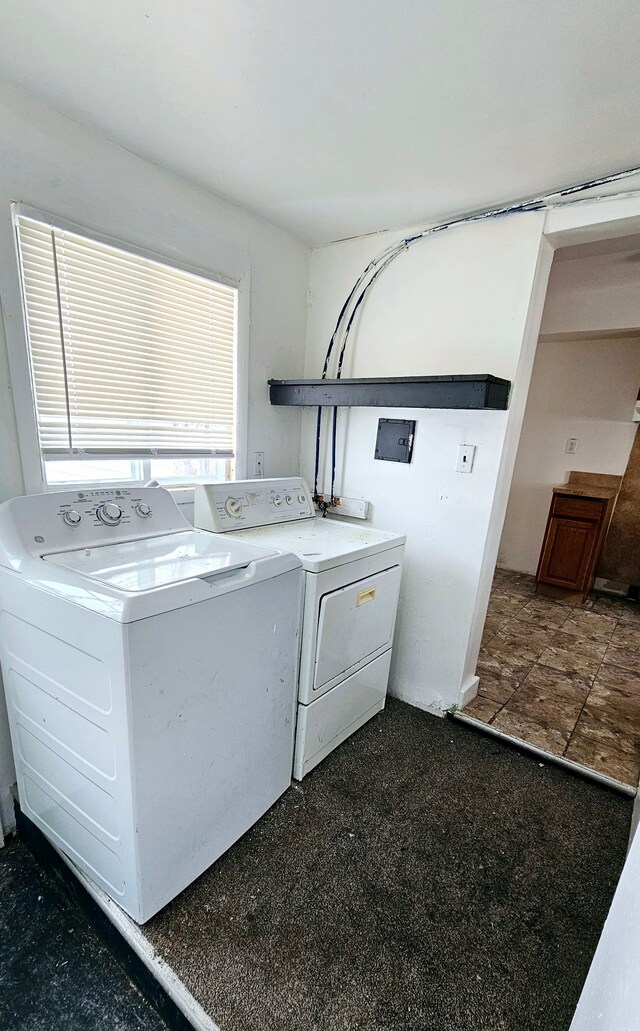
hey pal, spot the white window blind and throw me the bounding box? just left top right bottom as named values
left=16, top=215, right=237, bottom=459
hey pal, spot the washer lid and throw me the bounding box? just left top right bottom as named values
left=43, top=530, right=277, bottom=592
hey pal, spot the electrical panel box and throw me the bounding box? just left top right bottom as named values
left=374, top=419, right=415, bottom=464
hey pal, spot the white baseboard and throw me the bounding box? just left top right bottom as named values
left=54, top=847, right=219, bottom=1031
left=457, top=674, right=479, bottom=709
left=388, top=684, right=446, bottom=718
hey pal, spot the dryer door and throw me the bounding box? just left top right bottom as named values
left=313, top=564, right=402, bottom=693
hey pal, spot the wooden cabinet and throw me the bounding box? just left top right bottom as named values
left=536, top=490, right=615, bottom=601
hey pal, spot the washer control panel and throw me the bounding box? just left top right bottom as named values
left=96, top=501, right=124, bottom=525
left=54, top=489, right=158, bottom=533
left=0, top=487, right=193, bottom=565
left=195, top=477, right=314, bottom=532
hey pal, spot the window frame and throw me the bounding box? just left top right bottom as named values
left=7, top=202, right=249, bottom=494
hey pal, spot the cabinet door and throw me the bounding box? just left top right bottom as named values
left=537, top=516, right=600, bottom=591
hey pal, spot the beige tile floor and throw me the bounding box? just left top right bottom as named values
left=463, top=568, right=640, bottom=788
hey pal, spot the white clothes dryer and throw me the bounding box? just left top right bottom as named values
left=194, top=478, right=405, bottom=779
left=0, top=486, right=302, bottom=922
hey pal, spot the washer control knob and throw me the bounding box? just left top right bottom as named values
left=63, top=510, right=81, bottom=527
left=298, top=494, right=306, bottom=504
left=285, top=495, right=293, bottom=505
left=225, top=497, right=242, bottom=518
left=96, top=502, right=122, bottom=525
left=135, top=503, right=152, bottom=518
left=273, top=495, right=282, bottom=507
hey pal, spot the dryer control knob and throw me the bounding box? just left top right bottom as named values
left=273, top=495, right=282, bottom=507
left=298, top=494, right=306, bottom=504
left=135, top=503, right=152, bottom=518
left=285, top=495, right=293, bottom=505
left=97, top=502, right=122, bottom=525
left=63, top=510, right=81, bottom=526
left=225, top=497, right=242, bottom=518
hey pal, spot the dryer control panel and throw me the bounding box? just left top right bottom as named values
left=195, top=478, right=314, bottom=532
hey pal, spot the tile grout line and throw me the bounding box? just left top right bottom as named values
left=564, top=606, right=640, bottom=788
left=473, top=577, right=639, bottom=787
left=480, top=585, right=535, bottom=655
left=486, top=672, right=531, bottom=725
left=552, top=605, right=613, bottom=755
left=482, top=589, right=573, bottom=725
left=485, top=611, right=571, bottom=729
left=480, top=584, right=544, bottom=724
left=561, top=614, right=621, bottom=759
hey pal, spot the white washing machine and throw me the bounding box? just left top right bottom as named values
left=0, top=486, right=302, bottom=922
left=194, top=478, right=405, bottom=779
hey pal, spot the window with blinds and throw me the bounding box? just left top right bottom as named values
left=15, top=214, right=237, bottom=478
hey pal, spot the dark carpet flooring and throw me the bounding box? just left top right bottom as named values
left=0, top=837, right=167, bottom=1031
left=144, top=698, right=631, bottom=1031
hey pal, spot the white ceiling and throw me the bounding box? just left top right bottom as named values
left=0, top=0, right=639, bottom=246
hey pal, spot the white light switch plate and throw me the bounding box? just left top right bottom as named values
left=456, top=444, right=476, bottom=473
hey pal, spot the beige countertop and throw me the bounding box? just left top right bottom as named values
left=552, top=483, right=619, bottom=500
left=552, top=472, right=622, bottom=501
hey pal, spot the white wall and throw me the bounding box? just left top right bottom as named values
left=541, top=250, right=640, bottom=338
left=570, top=821, right=640, bottom=1031
left=499, top=336, right=640, bottom=574
left=303, top=212, right=549, bottom=713
left=0, top=82, right=310, bottom=833
left=0, top=300, right=22, bottom=834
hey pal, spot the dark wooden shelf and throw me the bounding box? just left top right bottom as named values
left=268, top=374, right=510, bottom=410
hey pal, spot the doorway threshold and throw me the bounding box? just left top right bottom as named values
left=453, top=711, right=636, bottom=797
